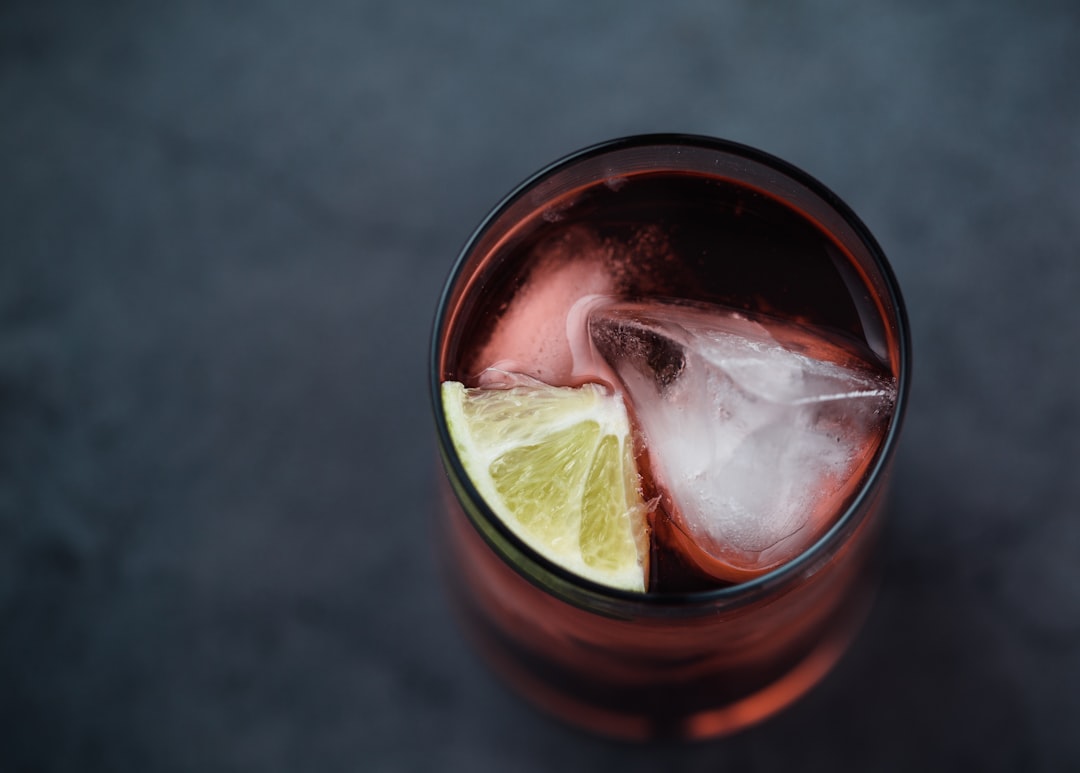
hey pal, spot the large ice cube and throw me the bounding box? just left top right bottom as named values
left=587, top=299, right=895, bottom=580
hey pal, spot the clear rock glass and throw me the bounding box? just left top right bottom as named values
left=430, top=134, right=910, bottom=741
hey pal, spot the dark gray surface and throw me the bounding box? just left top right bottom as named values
left=2, top=2, right=1078, bottom=770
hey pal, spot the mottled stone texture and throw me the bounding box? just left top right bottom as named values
left=2, top=1, right=1078, bottom=770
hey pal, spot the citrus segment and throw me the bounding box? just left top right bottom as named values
left=441, top=379, right=649, bottom=591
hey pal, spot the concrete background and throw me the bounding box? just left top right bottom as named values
left=2, top=1, right=1078, bottom=770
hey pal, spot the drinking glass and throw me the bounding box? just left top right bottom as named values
left=430, top=134, right=910, bottom=740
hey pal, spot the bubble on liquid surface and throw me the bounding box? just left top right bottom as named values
left=587, top=299, right=896, bottom=578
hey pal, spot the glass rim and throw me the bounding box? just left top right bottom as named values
left=430, top=132, right=911, bottom=613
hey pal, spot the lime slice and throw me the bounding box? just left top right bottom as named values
left=441, top=379, right=650, bottom=592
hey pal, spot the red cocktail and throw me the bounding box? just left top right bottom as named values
left=431, top=135, right=910, bottom=740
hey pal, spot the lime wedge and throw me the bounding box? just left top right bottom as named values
left=442, top=379, right=649, bottom=591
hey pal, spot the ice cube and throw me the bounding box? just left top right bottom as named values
left=471, top=227, right=617, bottom=386
left=587, top=299, right=895, bottom=580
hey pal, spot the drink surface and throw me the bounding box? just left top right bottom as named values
left=441, top=170, right=897, bottom=594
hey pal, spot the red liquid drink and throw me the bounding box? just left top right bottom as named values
left=432, top=135, right=910, bottom=740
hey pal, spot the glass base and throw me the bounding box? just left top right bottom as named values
left=482, top=614, right=860, bottom=741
